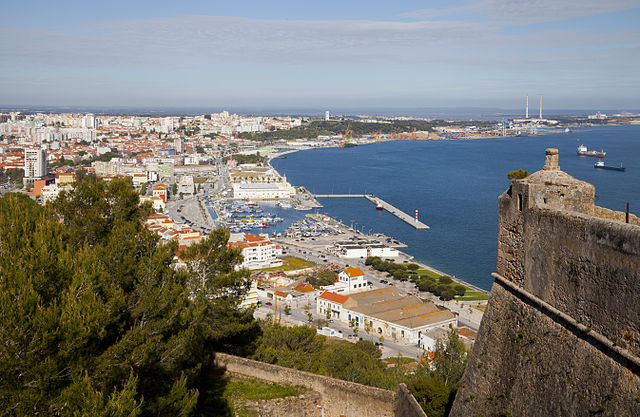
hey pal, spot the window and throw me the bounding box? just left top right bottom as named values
left=518, top=194, right=523, bottom=211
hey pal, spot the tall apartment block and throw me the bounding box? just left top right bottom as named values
left=24, top=148, right=47, bottom=179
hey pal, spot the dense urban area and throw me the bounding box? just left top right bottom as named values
left=2, top=109, right=640, bottom=416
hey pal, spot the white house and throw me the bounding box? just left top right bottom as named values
left=418, top=333, right=437, bottom=351
left=317, top=291, right=349, bottom=320
left=321, top=266, right=368, bottom=295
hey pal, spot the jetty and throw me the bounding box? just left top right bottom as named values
left=314, top=194, right=430, bottom=229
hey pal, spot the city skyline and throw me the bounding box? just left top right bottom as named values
left=1, top=0, right=639, bottom=109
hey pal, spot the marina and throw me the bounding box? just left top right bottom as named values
left=207, top=199, right=285, bottom=233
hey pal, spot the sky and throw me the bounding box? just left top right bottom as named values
left=1, top=0, right=639, bottom=111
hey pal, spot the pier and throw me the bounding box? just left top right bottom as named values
left=314, top=194, right=430, bottom=229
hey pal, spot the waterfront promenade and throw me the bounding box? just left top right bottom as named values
left=314, top=194, right=430, bottom=229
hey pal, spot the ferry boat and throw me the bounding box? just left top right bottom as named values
left=577, top=144, right=606, bottom=158
left=594, top=161, right=625, bottom=172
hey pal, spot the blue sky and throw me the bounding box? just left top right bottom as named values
left=1, top=0, right=639, bottom=110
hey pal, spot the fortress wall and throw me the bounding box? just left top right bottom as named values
left=451, top=283, right=640, bottom=417
left=396, top=383, right=427, bottom=417
left=452, top=149, right=640, bottom=416
left=594, top=205, right=640, bottom=225
left=522, top=206, right=640, bottom=355
left=215, top=352, right=398, bottom=417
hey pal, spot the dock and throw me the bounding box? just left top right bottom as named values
left=314, top=194, right=430, bottom=229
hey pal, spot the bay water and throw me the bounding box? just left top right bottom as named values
left=271, top=125, right=640, bottom=291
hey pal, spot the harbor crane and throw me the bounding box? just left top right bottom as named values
left=341, top=124, right=355, bottom=147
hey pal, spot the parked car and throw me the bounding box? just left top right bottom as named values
left=265, top=302, right=272, bottom=306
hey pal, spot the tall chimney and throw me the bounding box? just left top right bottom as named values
left=539, top=95, right=542, bottom=119
left=526, top=95, right=529, bottom=118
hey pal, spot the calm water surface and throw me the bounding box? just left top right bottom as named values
left=272, top=125, right=640, bottom=291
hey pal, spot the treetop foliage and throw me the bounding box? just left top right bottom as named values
left=507, top=169, right=530, bottom=180
left=0, top=176, right=258, bottom=416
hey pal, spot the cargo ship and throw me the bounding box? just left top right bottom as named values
left=577, top=144, right=605, bottom=157
left=594, top=161, right=625, bottom=172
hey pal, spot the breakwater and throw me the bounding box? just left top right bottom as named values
left=314, top=194, right=429, bottom=229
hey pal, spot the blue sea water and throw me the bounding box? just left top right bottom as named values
left=271, top=125, right=640, bottom=291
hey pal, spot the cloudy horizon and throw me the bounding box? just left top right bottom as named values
left=1, top=0, right=639, bottom=110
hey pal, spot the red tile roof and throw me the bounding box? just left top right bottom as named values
left=344, top=266, right=364, bottom=277
left=319, top=291, right=348, bottom=304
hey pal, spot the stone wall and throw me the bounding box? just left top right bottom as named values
left=451, top=284, right=640, bottom=417
left=215, top=352, right=398, bottom=417
left=451, top=150, right=640, bottom=416
left=521, top=206, right=640, bottom=354
left=395, top=383, right=427, bottom=417
left=241, top=389, right=323, bottom=417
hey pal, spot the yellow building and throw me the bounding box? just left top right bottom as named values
left=56, top=173, right=74, bottom=184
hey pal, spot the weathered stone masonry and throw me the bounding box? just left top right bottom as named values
left=452, top=149, right=640, bottom=417
left=214, top=352, right=427, bottom=417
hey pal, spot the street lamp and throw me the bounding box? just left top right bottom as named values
left=316, top=405, right=325, bottom=417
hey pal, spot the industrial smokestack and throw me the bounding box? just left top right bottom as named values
left=539, top=95, right=542, bottom=119
left=526, top=95, right=529, bottom=118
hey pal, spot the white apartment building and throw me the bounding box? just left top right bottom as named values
left=174, top=137, right=184, bottom=154
left=160, top=117, right=175, bottom=133
left=227, top=233, right=283, bottom=270
left=92, top=159, right=122, bottom=176
left=24, top=148, right=47, bottom=179
left=232, top=183, right=294, bottom=199
left=81, top=113, right=96, bottom=129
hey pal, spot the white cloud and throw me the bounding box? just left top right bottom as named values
left=404, top=0, right=639, bottom=25
left=0, top=12, right=638, bottom=107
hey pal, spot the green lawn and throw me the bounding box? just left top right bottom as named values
left=224, top=379, right=302, bottom=402
left=384, top=357, right=417, bottom=365
left=456, top=290, right=489, bottom=302
left=222, top=378, right=303, bottom=417
left=259, top=256, right=315, bottom=271
left=416, top=269, right=441, bottom=279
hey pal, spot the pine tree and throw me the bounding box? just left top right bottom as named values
left=0, top=176, right=259, bottom=415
